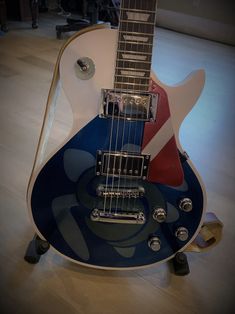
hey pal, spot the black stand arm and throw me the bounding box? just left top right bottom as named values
left=24, top=234, right=50, bottom=264
left=0, top=0, right=8, bottom=32
left=171, top=252, right=190, bottom=276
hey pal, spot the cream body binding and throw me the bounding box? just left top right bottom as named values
left=27, top=26, right=207, bottom=269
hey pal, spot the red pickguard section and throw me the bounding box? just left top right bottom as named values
left=142, top=79, right=184, bottom=186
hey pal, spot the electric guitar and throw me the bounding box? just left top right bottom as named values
left=27, top=0, right=206, bottom=269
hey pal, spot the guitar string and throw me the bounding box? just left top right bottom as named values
left=115, top=0, right=133, bottom=215
left=132, top=0, right=142, bottom=217
left=103, top=88, right=116, bottom=214
left=134, top=0, right=155, bottom=212
left=131, top=0, right=157, bottom=218
left=105, top=0, right=156, bottom=216
left=128, top=0, right=140, bottom=215
left=112, top=0, right=130, bottom=216
left=103, top=1, right=123, bottom=214
left=127, top=0, right=151, bottom=217
left=118, top=0, right=148, bottom=216
left=109, top=0, right=125, bottom=214
left=118, top=0, right=134, bottom=215
left=114, top=0, right=127, bottom=215
left=110, top=0, right=123, bottom=216
left=124, top=0, right=143, bottom=216
left=109, top=0, right=129, bottom=216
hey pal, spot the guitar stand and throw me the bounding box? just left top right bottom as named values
left=24, top=234, right=190, bottom=275
left=24, top=234, right=50, bottom=264
left=55, top=0, right=119, bottom=39
left=170, top=252, right=190, bottom=276
left=55, top=0, right=99, bottom=39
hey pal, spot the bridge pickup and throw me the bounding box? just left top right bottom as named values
left=96, top=185, right=145, bottom=198
left=100, top=89, right=158, bottom=121
left=96, top=151, right=150, bottom=179
left=90, top=209, right=146, bottom=224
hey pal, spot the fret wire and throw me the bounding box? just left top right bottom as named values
left=119, top=19, right=155, bottom=26
left=114, top=82, right=150, bottom=87
left=116, top=65, right=151, bottom=72
left=115, top=77, right=151, bottom=83
left=116, top=67, right=151, bottom=72
left=115, top=74, right=150, bottom=79
left=118, top=42, right=153, bottom=47
left=117, top=49, right=152, bottom=56
left=113, top=88, right=149, bottom=93
left=119, top=9, right=156, bottom=17
left=119, top=38, right=153, bottom=46
left=117, top=57, right=152, bottom=62
left=120, top=31, right=154, bottom=37
left=120, top=8, right=156, bottom=14
left=118, top=40, right=153, bottom=46
left=119, top=32, right=155, bottom=38
left=119, top=15, right=156, bottom=25
left=113, top=86, right=149, bottom=92
left=116, top=69, right=151, bottom=76
left=119, top=25, right=155, bottom=33
left=116, top=58, right=151, bottom=64
left=116, top=62, right=151, bottom=68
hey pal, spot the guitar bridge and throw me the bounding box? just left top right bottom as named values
left=90, top=209, right=146, bottom=224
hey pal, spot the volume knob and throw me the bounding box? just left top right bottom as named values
left=152, top=208, right=167, bottom=223
left=148, top=236, right=161, bottom=252
left=75, top=57, right=95, bottom=80
left=175, top=227, right=189, bottom=241
left=179, top=198, right=193, bottom=212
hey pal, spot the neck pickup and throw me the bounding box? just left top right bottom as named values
left=100, top=89, right=158, bottom=122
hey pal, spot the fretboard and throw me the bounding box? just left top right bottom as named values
left=114, top=0, right=157, bottom=92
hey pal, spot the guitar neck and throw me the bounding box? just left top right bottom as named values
left=114, top=0, right=157, bottom=92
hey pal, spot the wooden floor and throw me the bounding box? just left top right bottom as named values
left=0, top=13, right=235, bottom=314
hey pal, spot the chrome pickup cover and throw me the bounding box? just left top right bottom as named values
left=100, top=89, right=158, bottom=121
left=90, top=209, right=146, bottom=224
left=96, top=151, right=150, bottom=179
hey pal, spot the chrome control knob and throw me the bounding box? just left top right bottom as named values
left=148, top=236, right=161, bottom=252
left=175, top=227, right=189, bottom=241
left=75, top=57, right=95, bottom=80
left=179, top=198, right=193, bottom=212
left=152, top=208, right=167, bottom=223
left=77, top=59, right=89, bottom=71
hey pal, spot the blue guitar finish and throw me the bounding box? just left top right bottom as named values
left=31, top=116, right=203, bottom=268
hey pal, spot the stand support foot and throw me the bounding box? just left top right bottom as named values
left=24, top=234, right=50, bottom=264
left=171, top=252, right=190, bottom=276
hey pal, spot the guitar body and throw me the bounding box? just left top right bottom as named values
left=28, top=26, right=206, bottom=269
